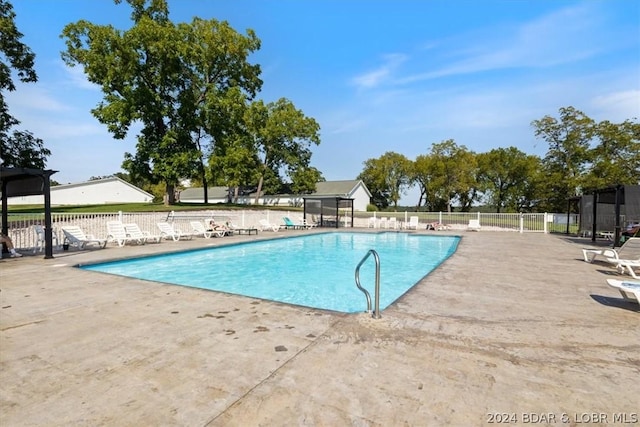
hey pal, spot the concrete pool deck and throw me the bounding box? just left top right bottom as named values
left=1, top=230, right=638, bottom=426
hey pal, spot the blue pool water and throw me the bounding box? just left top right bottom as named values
left=80, top=232, right=460, bottom=313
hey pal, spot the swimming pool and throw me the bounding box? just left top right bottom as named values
left=80, top=232, right=460, bottom=313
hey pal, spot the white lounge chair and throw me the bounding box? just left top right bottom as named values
left=259, top=219, right=280, bottom=232
left=606, top=279, right=640, bottom=304
left=157, top=222, right=193, bottom=241
left=379, top=217, right=388, bottom=229
left=467, top=219, right=481, bottom=231
left=282, top=216, right=313, bottom=230
left=61, top=226, right=107, bottom=249
left=106, top=221, right=143, bottom=247
left=190, top=220, right=225, bottom=238
left=32, top=224, right=59, bottom=253
left=582, top=237, right=640, bottom=263
left=607, top=258, right=640, bottom=279
left=123, top=223, right=160, bottom=243
left=388, top=217, right=398, bottom=230
left=406, top=216, right=419, bottom=230
left=297, top=217, right=317, bottom=229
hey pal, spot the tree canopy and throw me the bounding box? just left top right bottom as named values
left=0, top=0, right=50, bottom=168
left=242, top=98, right=321, bottom=203
left=61, top=0, right=322, bottom=205
left=358, top=151, right=412, bottom=210
left=61, top=0, right=262, bottom=204
left=361, top=107, right=639, bottom=212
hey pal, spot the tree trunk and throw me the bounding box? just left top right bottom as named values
left=164, top=183, right=176, bottom=206
left=254, top=175, right=264, bottom=205
left=233, top=186, right=239, bottom=203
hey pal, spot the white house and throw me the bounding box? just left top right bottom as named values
left=7, top=177, right=154, bottom=205
left=310, top=180, right=372, bottom=212
left=179, top=179, right=372, bottom=211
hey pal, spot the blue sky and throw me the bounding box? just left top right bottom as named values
left=6, top=0, right=640, bottom=204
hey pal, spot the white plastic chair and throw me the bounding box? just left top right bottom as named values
left=123, top=223, right=161, bottom=243
left=259, top=219, right=280, bottom=232
left=61, top=226, right=108, bottom=249
left=157, top=222, right=193, bottom=241
left=467, top=219, right=481, bottom=231
left=406, top=216, right=419, bottom=230
left=33, top=224, right=59, bottom=253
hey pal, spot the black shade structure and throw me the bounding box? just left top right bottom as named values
left=303, top=196, right=354, bottom=228
left=579, top=185, right=640, bottom=247
left=1, top=167, right=57, bottom=258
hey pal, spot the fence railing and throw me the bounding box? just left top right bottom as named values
left=356, top=211, right=563, bottom=233
left=1, top=209, right=306, bottom=251
left=1, top=209, right=579, bottom=252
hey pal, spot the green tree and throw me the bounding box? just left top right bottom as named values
left=358, top=151, right=412, bottom=210
left=0, top=0, right=50, bottom=168
left=532, top=106, right=595, bottom=212
left=585, top=119, right=640, bottom=189
left=476, top=147, right=541, bottom=212
left=61, top=0, right=261, bottom=205
left=290, top=166, right=324, bottom=195
left=209, top=134, right=260, bottom=203
left=411, top=153, right=446, bottom=211
left=243, top=98, right=321, bottom=204
left=428, top=140, right=478, bottom=212
left=358, top=158, right=390, bottom=209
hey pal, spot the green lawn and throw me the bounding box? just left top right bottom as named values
left=6, top=202, right=303, bottom=214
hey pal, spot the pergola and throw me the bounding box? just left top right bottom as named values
left=302, top=196, right=354, bottom=228
left=577, top=185, right=640, bottom=247
left=1, top=166, right=57, bottom=258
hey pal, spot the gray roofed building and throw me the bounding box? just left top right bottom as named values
left=179, top=186, right=230, bottom=203
left=5, top=176, right=154, bottom=205
left=180, top=180, right=372, bottom=211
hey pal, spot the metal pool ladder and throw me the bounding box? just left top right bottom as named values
left=355, top=249, right=381, bottom=319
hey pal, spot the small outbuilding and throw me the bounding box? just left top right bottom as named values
left=6, top=176, right=154, bottom=205
left=303, top=196, right=354, bottom=228
left=1, top=166, right=57, bottom=258
left=578, top=184, right=640, bottom=247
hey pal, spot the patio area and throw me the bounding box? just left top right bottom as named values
left=1, top=230, right=638, bottom=426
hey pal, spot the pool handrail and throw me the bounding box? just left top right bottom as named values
left=355, top=249, right=381, bottom=319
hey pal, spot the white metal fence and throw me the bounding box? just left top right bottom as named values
left=2, top=209, right=574, bottom=252
left=356, top=211, right=558, bottom=233
left=2, top=209, right=308, bottom=251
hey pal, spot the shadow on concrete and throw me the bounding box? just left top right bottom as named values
left=590, top=294, right=639, bottom=313
left=559, top=236, right=614, bottom=248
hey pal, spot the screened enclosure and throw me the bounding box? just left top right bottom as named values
left=303, top=196, right=354, bottom=228
left=579, top=185, right=640, bottom=246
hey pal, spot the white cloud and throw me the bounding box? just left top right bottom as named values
left=61, top=61, right=102, bottom=91
left=35, top=120, right=106, bottom=140
left=398, top=4, right=616, bottom=84
left=590, top=90, right=640, bottom=121
left=5, top=84, right=70, bottom=112
left=351, top=53, right=407, bottom=89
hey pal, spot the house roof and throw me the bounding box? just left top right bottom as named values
left=180, top=180, right=371, bottom=200
left=179, top=186, right=230, bottom=200
left=51, top=176, right=154, bottom=198
left=312, top=180, right=371, bottom=198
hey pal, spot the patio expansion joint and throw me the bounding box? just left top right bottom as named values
left=1, top=318, right=46, bottom=332
left=202, top=316, right=342, bottom=426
